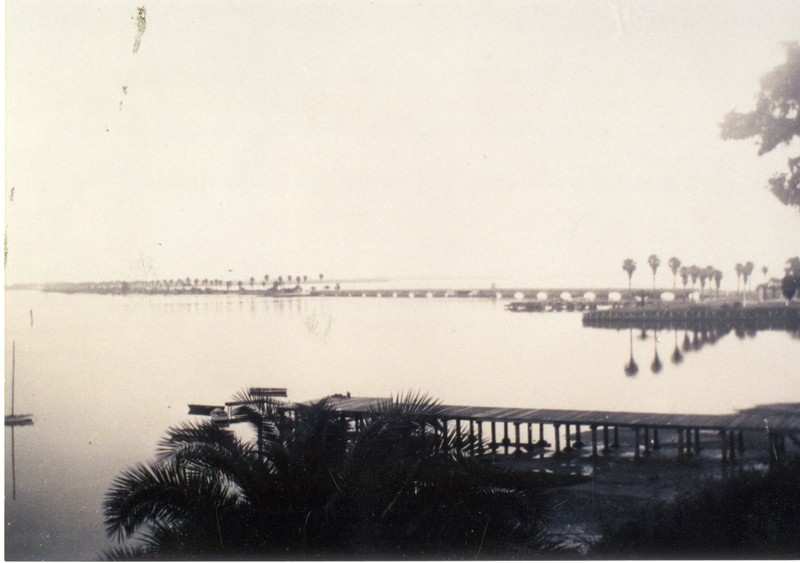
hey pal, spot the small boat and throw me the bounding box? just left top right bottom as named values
left=6, top=342, right=34, bottom=427
left=210, top=408, right=229, bottom=424
left=5, top=414, right=34, bottom=427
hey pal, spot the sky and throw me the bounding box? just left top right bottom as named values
left=4, top=0, right=799, bottom=289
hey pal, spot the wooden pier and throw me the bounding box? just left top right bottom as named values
left=582, top=303, right=800, bottom=329
left=285, top=396, right=800, bottom=465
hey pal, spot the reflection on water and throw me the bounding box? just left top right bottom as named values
left=4, top=291, right=800, bottom=560
left=605, top=319, right=800, bottom=377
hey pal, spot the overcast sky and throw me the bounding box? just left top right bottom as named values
left=5, top=1, right=799, bottom=288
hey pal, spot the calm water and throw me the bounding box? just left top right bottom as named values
left=5, top=289, right=799, bottom=560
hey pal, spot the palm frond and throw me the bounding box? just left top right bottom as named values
left=103, top=458, right=233, bottom=541
left=155, top=421, right=240, bottom=460
left=98, top=544, right=157, bottom=561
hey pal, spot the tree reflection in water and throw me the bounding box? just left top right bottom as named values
left=671, top=330, right=684, bottom=364
left=590, top=317, right=799, bottom=377
left=650, top=331, right=662, bottom=374
left=625, top=328, right=639, bottom=376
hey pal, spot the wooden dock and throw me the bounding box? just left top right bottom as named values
left=582, top=303, right=800, bottom=329
left=285, top=396, right=800, bottom=465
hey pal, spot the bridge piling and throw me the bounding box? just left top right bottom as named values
left=720, top=430, right=729, bottom=464
left=554, top=424, right=562, bottom=455
left=574, top=424, right=585, bottom=448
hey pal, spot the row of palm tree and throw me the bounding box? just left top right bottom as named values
left=622, top=256, right=725, bottom=298
left=100, top=274, right=328, bottom=294
left=102, top=391, right=557, bottom=560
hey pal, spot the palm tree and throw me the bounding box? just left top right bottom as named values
left=679, top=266, right=689, bottom=297
left=647, top=255, right=660, bottom=292
left=689, top=265, right=700, bottom=294
left=735, top=263, right=744, bottom=295
left=249, top=276, right=255, bottom=290
left=743, top=261, right=755, bottom=293
left=622, top=259, right=636, bottom=296
left=103, top=392, right=553, bottom=560
left=713, top=269, right=723, bottom=298
left=668, top=257, right=681, bottom=292
left=698, top=269, right=707, bottom=297
left=319, top=273, right=324, bottom=282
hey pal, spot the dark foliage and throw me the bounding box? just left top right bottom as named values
left=720, top=42, right=800, bottom=211
left=103, top=391, right=557, bottom=560
left=591, top=458, right=800, bottom=558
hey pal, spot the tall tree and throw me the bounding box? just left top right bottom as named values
left=689, top=265, right=700, bottom=293
left=720, top=43, right=800, bottom=211
left=647, top=255, right=661, bottom=291
left=735, top=263, right=744, bottom=294
left=679, top=266, right=689, bottom=295
left=713, top=269, right=723, bottom=298
left=668, top=257, right=681, bottom=292
left=704, top=266, right=715, bottom=297
left=622, top=259, right=637, bottom=296
left=743, top=261, right=755, bottom=292
left=786, top=256, right=800, bottom=276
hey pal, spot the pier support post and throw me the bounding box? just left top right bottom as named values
left=729, top=430, right=736, bottom=464
left=455, top=419, right=462, bottom=449
left=644, top=427, right=651, bottom=456
left=477, top=421, right=484, bottom=455
left=677, top=429, right=684, bottom=461
left=469, top=420, right=475, bottom=455
left=720, top=430, right=728, bottom=464
left=527, top=423, right=533, bottom=450
left=695, top=428, right=702, bottom=454
left=563, top=424, right=573, bottom=453
left=574, top=424, right=585, bottom=448
left=602, top=425, right=610, bottom=455
left=554, top=424, right=561, bottom=455
left=737, top=430, right=745, bottom=454
left=491, top=421, right=497, bottom=454
left=591, top=425, right=598, bottom=459
left=634, top=427, right=641, bottom=460
left=613, top=426, right=620, bottom=448
left=653, top=427, right=660, bottom=450
left=537, top=423, right=548, bottom=446
left=503, top=421, right=510, bottom=455
left=514, top=422, right=521, bottom=456
left=685, top=428, right=693, bottom=456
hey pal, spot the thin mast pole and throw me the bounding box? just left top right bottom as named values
left=11, top=341, right=16, bottom=416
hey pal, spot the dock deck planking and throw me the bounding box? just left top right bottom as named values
left=291, top=396, right=800, bottom=434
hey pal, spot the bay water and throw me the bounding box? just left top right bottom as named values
left=5, top=289, right=799, bottom=559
